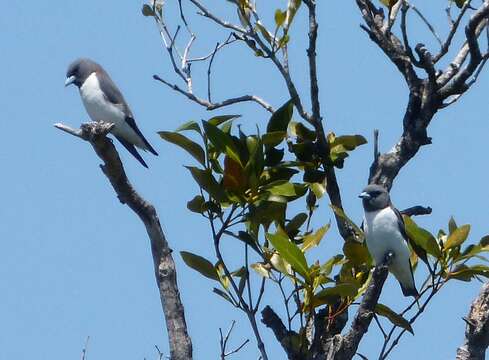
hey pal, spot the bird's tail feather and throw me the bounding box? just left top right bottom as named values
left=115, top=135, right=149, bottom=168
left=400, top=282, right=419, bottom=298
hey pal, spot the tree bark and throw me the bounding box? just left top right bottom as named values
left=456, top=282, right=489, bottom=360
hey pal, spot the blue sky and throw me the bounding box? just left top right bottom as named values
left=2, top=1, right=488, bottom=359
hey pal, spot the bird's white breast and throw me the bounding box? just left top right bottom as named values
left=79, top=72, right=125, bottom=125
left=363, top=207, right=410, bottom=265
left=78, top=73, right=145, bottom=148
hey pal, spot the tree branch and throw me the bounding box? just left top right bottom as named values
left=335, top=264, right=389, bottom=359
left=456, top=282, right=489, bottom=360
left=54, top=122, right=193, bottom=360
left=261, top=305, right=302, bottom=359
left=153, top=74, right=274, bottom=113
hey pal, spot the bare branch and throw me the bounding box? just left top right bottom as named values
left=356, top=0, right=420, bottom=87
left=410, top=4, right=443, bottom=47
left=188, top=0, right=247, bottom=34
left=219, top=321, right=250, bottom=359
left=208, top=42, right=221, bottom=102
left=383, top=0, right=403, bottom=33
left=153, top=74, right=274, bottom=113
left=434, top=0, right=473, bottom=63
left=261, top=305, right=301, bottom=359
left=54, top=122, right=193, bottom=360
left=439, top=3, right=489, bottom=99
left=81, top=336, right=90, bottom=360
left=400, top=205, right=432, bottom=216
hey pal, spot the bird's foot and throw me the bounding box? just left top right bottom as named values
left=383, top=251, right=395, bottom=266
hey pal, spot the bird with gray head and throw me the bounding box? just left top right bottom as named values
left=359, top=184, right=418, bottom=297
left=65, top=58, right=158, bottom=168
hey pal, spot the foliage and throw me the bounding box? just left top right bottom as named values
left=146, top=0, right=489, bottom=358
left=160, top=100, right=489, bottom=349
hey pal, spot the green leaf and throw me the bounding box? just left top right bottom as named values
left=447, top=264, right=489, bottom=281
left=208, top=114, right=241, bottom=127
left=187, top=195, right=205, bottom=213
left=302, top=225, right=330, bottom=252
left=309, top=182, right=326, bottom=199
left=159, top=131, right=205, bottom=166
left=265, top=147, right=284, bottom=166
left=186, top=166, right=227, bottom=202
left=375, top=303, right=413, bottom=334
left=327, top=133, right=367, bottom=168
left=455, top=0, right=468, bottom=8
left=251, top=262, right=271, bottom=278
left=448, top=216, right=458, bottom=235
left=270, top=252, right=292, bottom=275
left=379, top=0, right=400, bottom=8
left=481, top=235, right=489, bottom=247
left=265, top=181, right=308, bottom=198
left=248, top=200, right=286, bottom=228
left=213, top=288, right=234, bottom=305
left=445, top=224, right=471, bottom=249
left=267, top=99, right=294, bottom=133
left=313, top=282, right=359, bottom=307
left=330, top=205, right=365, bottom=241
left=266, top=231, right=310, bottom=280
left=285, top=0, right=301, bottom=28
left=237, top=231, right=261, bottom=254
left=285, top=213, right=308, bottom=234
left=343, top=241, right=371, bottom=266
left=277, top=35, right=290, bottom=49
left=141, top=4, right=155, bottom=16
left=290, top=121, right=316, bottom=141
left=181, top=251, right=219, bottom=281
left=262, top=131, right=287, bottom=148
left=321, top=254, right=344, bottom=276
left=329, top=134, right=367, bottom=150
left=255, top=22, right=273, bottom=44
left=316, top=283, right=359, bottom=298
left=403, top=216, right=441, bottom=258
left=223, top=156, right=247, bottom=192
left=175, top=120, right=201, bottom=134
left=202, top=121, right=241, bottom=164
left=261, top=166, right=298, bottom=184
left=274, top=9, right=287, bottom=27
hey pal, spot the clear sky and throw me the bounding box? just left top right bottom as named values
left=2, top=1, right=488, bottom=359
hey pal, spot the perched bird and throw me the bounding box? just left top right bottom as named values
left=359, top=184, right=418, bottom=297
left=65, top=58, right=158, bottom=168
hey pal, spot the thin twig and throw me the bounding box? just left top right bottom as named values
left=81, top=336, right=90, bottom=360
left=409, top=3, right=443, bottom=46
left=153, top=74, right=274, bottom=112
left=207, top=42, right=220, bottom=102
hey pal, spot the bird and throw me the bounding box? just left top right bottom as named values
left=359, top=184, right=419, bottom=297
left=65, top=58, right=158, bottom=168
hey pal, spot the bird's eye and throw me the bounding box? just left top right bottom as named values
left=371, top=191, right=380, bottom=197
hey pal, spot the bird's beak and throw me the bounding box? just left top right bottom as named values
left=358, top=192, right=371, bottom=199
left=65, top=75, right=76, bottom=87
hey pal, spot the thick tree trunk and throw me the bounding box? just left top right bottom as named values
left=456, top=282, right=489, bottom=360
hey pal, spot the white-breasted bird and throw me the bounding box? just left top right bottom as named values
left=359, top=184, right=418, bottom=297
left=65, top=58, right=158, bottom=168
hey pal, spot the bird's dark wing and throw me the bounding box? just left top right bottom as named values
left=392, top=205, right=429, bottom=266
left=115, top=135, right=149, bottom=168
left=391, top=207, right=420, bottom=297
left=392, top=206, right=409, bottom=242
left=399, top=266, right=419, bottom=298
left=124, top=117, right=158, bottom=156
left=96, top=71, right=158, bottom=156
left=96, top=70, right=131, bottom=111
